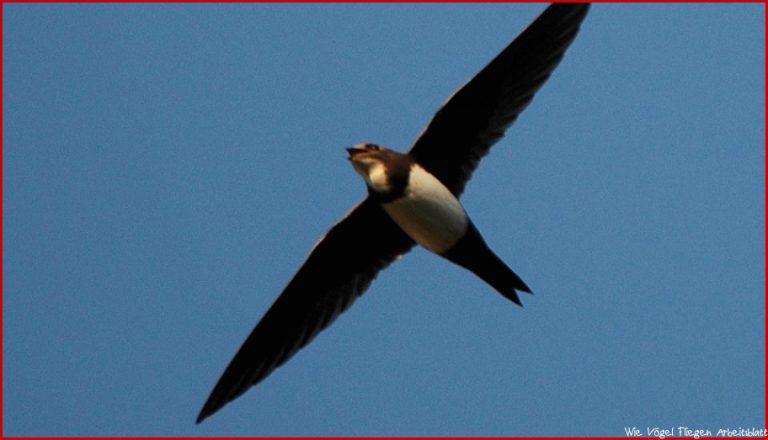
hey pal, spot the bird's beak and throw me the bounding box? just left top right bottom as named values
left=346, top=146, right=368, bottom=160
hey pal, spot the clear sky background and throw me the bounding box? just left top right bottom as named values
left=3, top=3, right=765, bottom=437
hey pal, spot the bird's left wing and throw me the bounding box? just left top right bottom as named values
left=197, top=197, right=414, bottom=423
left=408, top=3, right=590, bottom=196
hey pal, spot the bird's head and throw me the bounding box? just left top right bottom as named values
left=347, top=143, right=408, bottom=195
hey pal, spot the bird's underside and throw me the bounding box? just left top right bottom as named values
left=197, top=3, right=590, bottom=424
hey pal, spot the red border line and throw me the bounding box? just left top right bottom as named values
left=0, top=0, right=765, bottom=3
left=1, top=2, right=5, bottom=437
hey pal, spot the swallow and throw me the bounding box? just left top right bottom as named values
left=197, top=3, right=589, bottom=424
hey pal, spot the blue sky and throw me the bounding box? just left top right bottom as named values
left=3, top=3, right=764, bottom=437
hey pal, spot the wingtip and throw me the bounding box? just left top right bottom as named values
left=196, top=406, right=214, bottom=425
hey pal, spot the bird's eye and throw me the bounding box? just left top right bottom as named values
left=366, top=144, right=380, bottom=151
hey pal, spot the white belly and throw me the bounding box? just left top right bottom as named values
left=382, top=165, right=468, bottom=254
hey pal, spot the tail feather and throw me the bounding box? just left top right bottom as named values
left=441, top=222, right=531, bottom=306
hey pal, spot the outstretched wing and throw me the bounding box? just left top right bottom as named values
left=197, top=198, right=414, bottom=423
left=408, top=3, right=590, bottom=196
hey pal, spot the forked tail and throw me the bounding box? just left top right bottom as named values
left=441, top=222, right=531, bottom=306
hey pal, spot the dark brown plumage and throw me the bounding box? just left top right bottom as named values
left=197, top=3, right=589, bottom=424
left=410, top=3, right=590, bottom=196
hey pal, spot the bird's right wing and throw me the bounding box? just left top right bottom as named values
left=197, top=197, right=414, bottom=423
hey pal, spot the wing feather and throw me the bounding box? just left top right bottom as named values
left=408, top=3, right=590, bottom=195
left=197, top=198, right=414, bottom=423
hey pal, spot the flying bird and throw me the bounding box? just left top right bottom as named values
left=197, top=3, right=589, bottom=424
